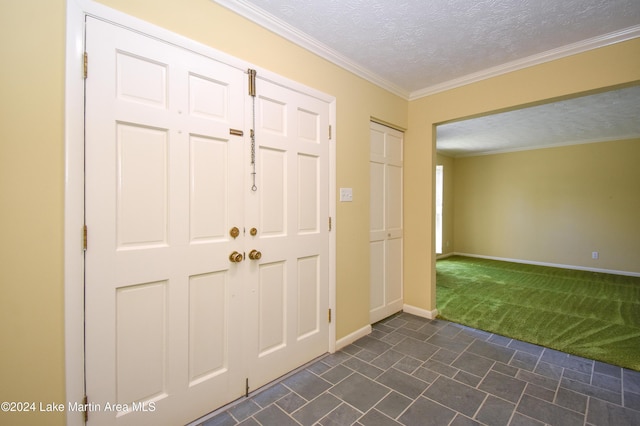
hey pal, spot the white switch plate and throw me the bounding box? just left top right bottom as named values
left=339, top=187, right=353, bottom=202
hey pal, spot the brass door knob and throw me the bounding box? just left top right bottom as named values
left=229, top=251, right=243, bottom=262
left=248, top=249, right=262, bottom=260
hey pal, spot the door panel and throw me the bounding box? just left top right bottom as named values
left=369, top=122, right=404, bottom=324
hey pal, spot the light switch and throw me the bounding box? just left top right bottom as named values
left=339, top=187, right=353, bottom=202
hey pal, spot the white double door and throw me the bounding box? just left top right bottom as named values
left=84, top=17, right=330, bottom=425
left=369, top=122, right=404, bottom=324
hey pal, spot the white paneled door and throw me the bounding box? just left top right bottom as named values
left=369, top=122, right=404, bottom=324
left=84, top=17, right=330, bottom=426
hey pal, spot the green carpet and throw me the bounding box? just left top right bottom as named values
left=436, top=256, right=640, bottom=371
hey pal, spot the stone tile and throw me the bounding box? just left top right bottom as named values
left=253, top=405, right=300, bottom=426
left=329, top=373, right=389, bottom=412
left=488, top=333, right=512, bottom=347
left=393, top=356, right=423, bottom=374
left=201, top=411, right=237, bottom=426
left=395, top=327, right=432, bottom=341
left=372, top=323, right=396, bottom=334
left=524, top=383, right=555, bottom=402
left=276, top=392, right=307, bottom=413
left=356, top=349, right=380, bottom=362
left=516, top=369, right=560, bottom=391
left=354, top=336, right=393, bottom=355
left=322, top=364, right=353, bottom=384
left=398, top=397, right=457, bottom=426
left=509, top=412, right=545, bottom=426
left=292, top=392, right=341, bottom=425
left=475, top=395, right=515, bottom=426
left=454, top=370, right=483, bottom=388
left=540, top=349, right=593, bottom=374
left=282, top=369, right=332, bottom=401
left=510, top=350, right=540, bottom=372
left=452, top=351, right=495, bottom=377
left=422, top=359, right=459, bottom=378
left=237, top=417, right=259, bottom=426
left=319, top=403, right=362, bottom=426
left=423, top=376, right=487, bottom=417
left=492, top=361, right=519, bottom=377
left=228, top=399, right=260, bottom=422
left=437, top=323, right=465, bottom=337
left=591, top=372, right=622, bottom=393
left=322, top=351, right=352, bottom=367
left=371, top=350, right=405, bottom=370
left=307, top=361, right=332, bottom=375
left=478, top=370, right=527, bottom=404
left=380, top=332, right=407, bottom=346
left=623, top=369, right=640, bottom=394
left=508, top=339, right=545, bottom=356
left=374, top=391, right=413, bottom=419
left=429, top=347, right=459, bottom=365
left=359, top=409, right=402, bottom=426
left=561, top=377, right=622, bottom=405
left=555, top=387, right=588, bottom=414
left=343, top=356, right=385, bottom=380
left=587, top=396, right=640, bottom=426
left=516, top=394, right=584, bottom=426
left=449, top=414, right=482, bottom=426
left=534, top=361, right=563, bottom=380
left=467, top=340, right=515, bottom=364
left=393, top=337, right=439, bottom=361
left=594, top=361, right=622, bottom=378
left=426, top=333, right=470, bottom=353
left=376, top=368, right=429, bottom=399
left=624, top=390, right=640, bottom=411
left=412, top=366, right=439, bottom=384
left=564, top=367, right=592, bottom=384
left=251, top=383, right=290, bottom=408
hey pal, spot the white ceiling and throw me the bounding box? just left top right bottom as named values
left=215, top=0, right=640, bottom=155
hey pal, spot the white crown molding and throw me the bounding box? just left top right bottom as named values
left=213, top=0, right=410, bottom=98
left=214, top=1, right=639, bottom=101
left=410, top=25, right=640, bottom=100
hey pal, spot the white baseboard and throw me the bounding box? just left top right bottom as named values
left=335, top=324, right=372, bottom=351
left=403, top=304, right=439, bottom=320
left=453, top=252, right=640, bottom=277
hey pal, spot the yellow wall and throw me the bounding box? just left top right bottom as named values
left=453, top=139, right=640, bottom=272
left=1, top=0, right=639, bottom=424
left=405, top=38, right=640, bottom=313
left=0, top=1, right=67, bottom=425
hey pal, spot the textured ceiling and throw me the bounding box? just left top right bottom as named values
left=217, top=0, right=640, bottom=97
left=215, top=0, right=640, bottom=154
left=436, top=86, right=640, bottom=157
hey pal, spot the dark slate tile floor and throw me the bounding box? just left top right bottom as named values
left=194, top=313, right=640, bottom=426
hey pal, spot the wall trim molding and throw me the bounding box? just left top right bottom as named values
left=335, top=325, right=372, bottom=351
left=403, top=304, right=439, bottom=320
left=213, top=0, right=640, bottom=101
left=453, top=252, right=640, bottom=278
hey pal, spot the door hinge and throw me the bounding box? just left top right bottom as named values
left=83, top=52, right=88, bottom=79
left=83, top=395, right=89, bottom=422
left=328, top=308, right=332, bottom=323
left=329, top=124, right=332, bottom=140
left=82, top=225, right=88, bottom=251
left=245, top=378, right=250, bottom=397
left=248, top=68, right=256, bottom=97
left=328, top=217, right=332, bottom=232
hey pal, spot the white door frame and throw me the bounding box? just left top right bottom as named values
left=64, top=2, right=336, bottom=425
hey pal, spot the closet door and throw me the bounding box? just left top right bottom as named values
left=369, top=122, right=404, bottom=323
left=84, top=17, right=246, bottom=425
